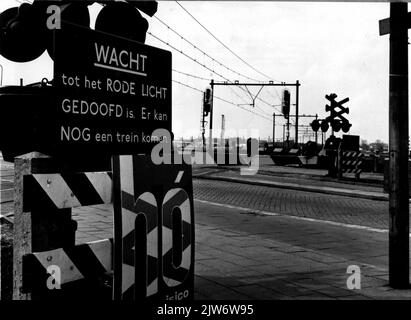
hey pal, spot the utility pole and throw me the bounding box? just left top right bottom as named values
left=221, top=114, right=225, bottom=142
left=388, top=2, right=409, bottom=289
left=209, top=79, right=214, bottom=152
left=286, top=113, right=290, bottom=146
left=295, top=80, right=300, bottom=146
left=272, top=113, right=275, bottom=144
left=201, top=94, right=206, bottom=152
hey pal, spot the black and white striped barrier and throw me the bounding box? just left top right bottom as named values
left=16, top=169, right=113, bottom=299
left=23, top=172, right=112, bottom=211
left=17, top=155, right=194, bottom=301
left=22, top=239, right=113, bottom=298
left=340, top=151, right=364, bottom=177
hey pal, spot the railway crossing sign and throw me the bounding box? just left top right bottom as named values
left=324, top=94, right=351, bottom=133
left=310, top=93, right=352, bottom=133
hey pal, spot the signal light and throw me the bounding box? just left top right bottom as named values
left=130, top=1, right=158, bottom=17
left=310, top=120, right=320, bottom=132
left=0, top=2, right=91, bottom=62
left=95, top=2, right=148, bottom=43
left=320, top=121, right=329, bottom=132
left=46, top=2, right=91, bottom=60
left=203, top=88, right=212, bottom=116
left=282, top=89, right=290, bottom=119
left=331, top=119, right=341, bottom=132
left=0, top=4, right=46, bottom=62
left=341, top=121, right=352, bottom=133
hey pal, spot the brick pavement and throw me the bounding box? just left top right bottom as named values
left=193, top=179, right=390, bottom=229
left=193, top=200, right=411, bottom=300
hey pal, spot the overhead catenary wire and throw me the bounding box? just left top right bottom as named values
left=154, top=15, right=262, bottom=83
left=173, top=68, right=278, bottom=117
left=173, top=69, right=275, bottom=114
left=172, top=79, right=272, bottom=122
left=175, top=1, right=276, bottom=81
left=172, top=69, right=210, bottom=81
left=148, top=31, right=283, bottom=114
left=148, top=32, right=265, bottom=107
left=172, top=1, right=286, bottom=107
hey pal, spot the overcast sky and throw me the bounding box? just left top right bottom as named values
left=0, top=1, right=396, bottom=143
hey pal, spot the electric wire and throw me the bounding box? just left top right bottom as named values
left=172, top=79, right=272, bottom=122
left=154, top=15, right=262, bottom=83
left=175, top=1, right=275, bottom=81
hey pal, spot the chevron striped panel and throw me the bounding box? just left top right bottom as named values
left=22, top=238, right=113, bottom=292
left=341, top=151, right=364, bottom=174
left=24, top=172, right=112, bottom=211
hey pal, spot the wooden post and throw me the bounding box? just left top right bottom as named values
left=388, top=2, right=410, bottom=289
left=13, top=152, right=78, bottom=300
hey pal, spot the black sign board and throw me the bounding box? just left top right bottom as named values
left=341, top=134, right=360, bottom=151
left=53, top=26, right=172, bottom=155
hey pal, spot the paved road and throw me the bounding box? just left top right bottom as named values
left=68, top=200, right=410, bottom=299
left=193, top=179, right=390, bottom=229
left=2, top=153, right=409, bottom=299
left=0, top=153, right=394, bottom=229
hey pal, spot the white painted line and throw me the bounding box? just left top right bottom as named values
left=94, top=63, right=147, bottom=77
left=175, top=170, right=184, bottom=183
left=194, top=199, right=411, bottom=237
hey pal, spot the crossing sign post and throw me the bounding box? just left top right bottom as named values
left=310, top=93, right=352, bottom=134
left=324, top=94, right=351, bottom=133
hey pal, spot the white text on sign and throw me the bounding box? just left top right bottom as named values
left=94, top=43, right=147, bottom=76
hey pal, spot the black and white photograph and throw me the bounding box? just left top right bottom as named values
left=0, top=0, right=410, bottom=315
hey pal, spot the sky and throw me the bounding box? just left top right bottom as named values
left=0, top=1, right=395, bottom=143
